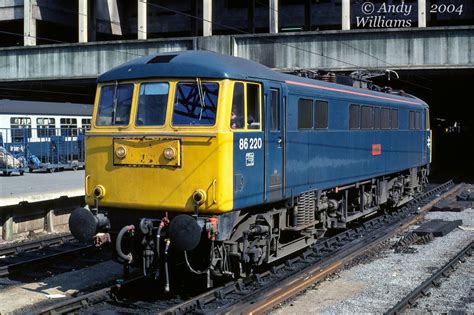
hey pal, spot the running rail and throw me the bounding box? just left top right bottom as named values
left=385, top=240, right=473, bottom=315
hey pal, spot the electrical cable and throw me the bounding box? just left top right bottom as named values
left=0, top=1, right=433, bottom=92
left=145, top=1, right=433, bottom=92
left=255, top=0, right=433, bottom=89
left=0, top=86, right=91, bottom=97
left=34, top=3, right=148, bottom=35
left=143, top=1, right=361, bottom=69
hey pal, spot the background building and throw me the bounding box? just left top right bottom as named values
left=0, top=0, right=473, bottom=180
left=0, top=0, right=473, bottom=46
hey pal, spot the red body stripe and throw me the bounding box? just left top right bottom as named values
left=285, top=80, right=421, bottom=105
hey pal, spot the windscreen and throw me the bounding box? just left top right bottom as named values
left=96, top=84, right=134, bottom=126
left=136, top=82, right=169, bottom=126
left=172, top=81, right=219, bottom=126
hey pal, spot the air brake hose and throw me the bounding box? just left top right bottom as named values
left=156, top=225, right=163, bottom=262
left=116, top=225, right=135, bottom=264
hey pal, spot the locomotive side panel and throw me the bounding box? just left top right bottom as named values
left=232, top=131, right=265, bottom=209
left=283, top=83, right=429, bottom=197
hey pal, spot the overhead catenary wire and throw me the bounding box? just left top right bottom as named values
left=0, top=30, right=64, bottom=44
left=0, top=1, right=402, bottom=72
left=256, top=0, right=393, bottom=68
left=144, top=1, right=432, bottom=92
left=255, top=0, right=432, bottom=90
left=0, top=1, right=432, bottom=93
left=143, top=1, right=361, bottom=69
left=34, top=3, right=149, bottom=36
left=1, top=2, right=362, bottom=72
left=145, top=1, right=432, bottom=91
left=0, top=29, right=146, bottom=58
left=0, top=86, right=91, bottom=97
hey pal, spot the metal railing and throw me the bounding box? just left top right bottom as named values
left=0, top=127, right=86, bottom=174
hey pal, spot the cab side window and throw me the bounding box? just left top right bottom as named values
left=230, top=82, right=261, bottom=130
left=247, top=84, right=261, bottom=129
left=270, top=89, right=280, bottom=131
left=231, top=83, right=245, bottom=129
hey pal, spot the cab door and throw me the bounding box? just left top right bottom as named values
left=232, top=82, right=265, bottom=209
left=265, top=83, right=285, bottom=202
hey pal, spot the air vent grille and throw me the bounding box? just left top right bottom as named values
left=147, top=55, right=177, bottom=64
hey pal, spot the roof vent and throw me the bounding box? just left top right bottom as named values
left=147, top=54, right=177, bottom=64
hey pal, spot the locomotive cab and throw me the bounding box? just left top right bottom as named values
left=71, top=73, right=269, bottom=288
left=86, top=79, right=229, bottom=213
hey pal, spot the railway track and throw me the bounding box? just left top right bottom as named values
left=0, top=233, right=109, bottom=279
left=386, top=240, right=473, bottom=315
left=0, top=233, right=75, bottom=258
left=36, top=180, right=461, bottom=315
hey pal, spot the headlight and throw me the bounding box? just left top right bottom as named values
left=115, top=146, right=127, bottom=159
left=163, top=147, right=176, bottom=160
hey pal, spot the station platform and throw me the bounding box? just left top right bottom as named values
left=0, top=170, right=84, bottom=207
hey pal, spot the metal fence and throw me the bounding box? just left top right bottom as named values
left=0, top=127, right=86, bottom=175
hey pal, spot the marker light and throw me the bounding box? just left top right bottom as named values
left=192, top=189, right=207, bottom=205
left=93, top=185, right=106, bottom=199
left=163, top=147, right=176, bottom=160
left=115, top=146, right=127, bottom=159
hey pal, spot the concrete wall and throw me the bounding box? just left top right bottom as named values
left=1, top=196, right=83, bottom=241
left=0, top=26, right=472, bottom=82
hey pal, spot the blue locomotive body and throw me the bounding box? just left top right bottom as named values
left=69, top=51, right=430, bottom=284
left=231, top=69, right=429, bottom=211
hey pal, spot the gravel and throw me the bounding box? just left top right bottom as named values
left=273, top=207, right=474, bottom=315
left=404, top=255, right=474, bottom=314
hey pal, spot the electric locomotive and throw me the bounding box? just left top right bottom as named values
left=69, top=51, right=431, bottom=289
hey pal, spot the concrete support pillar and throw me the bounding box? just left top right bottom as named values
left=203, top=0, right=212, bottom=37
left=269, top=0, right=278, bottom=34
left=341, top=0, right=350, bottom=30
left=418, top=0, right=426, bottom=27
left=90, top=1, right=97, bottom=42
left=23, top=0, right=36, bottom=46
left=79, top=0, right=88, bottom=43
left=304, top=0, right=311, bottom=31
left=2, top=213, right=13, bottom=241
left=45, top=209, right=55, bottom=233
left=138, top=0, right=147, bottom=39
left=100, top=0, right=122, bottom=36
left=248, top=0, right=255, bottom=33
left=191, top=0, right=199, bottom=36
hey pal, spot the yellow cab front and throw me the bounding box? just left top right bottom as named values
left=85, top=79, right=234, bottom=214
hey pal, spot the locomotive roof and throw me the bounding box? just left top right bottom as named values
left=98, top=50, right=285, bottom=83
left=0, top=99, right=93, bottom=116
left=98, top=51, right=427, bottom=107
